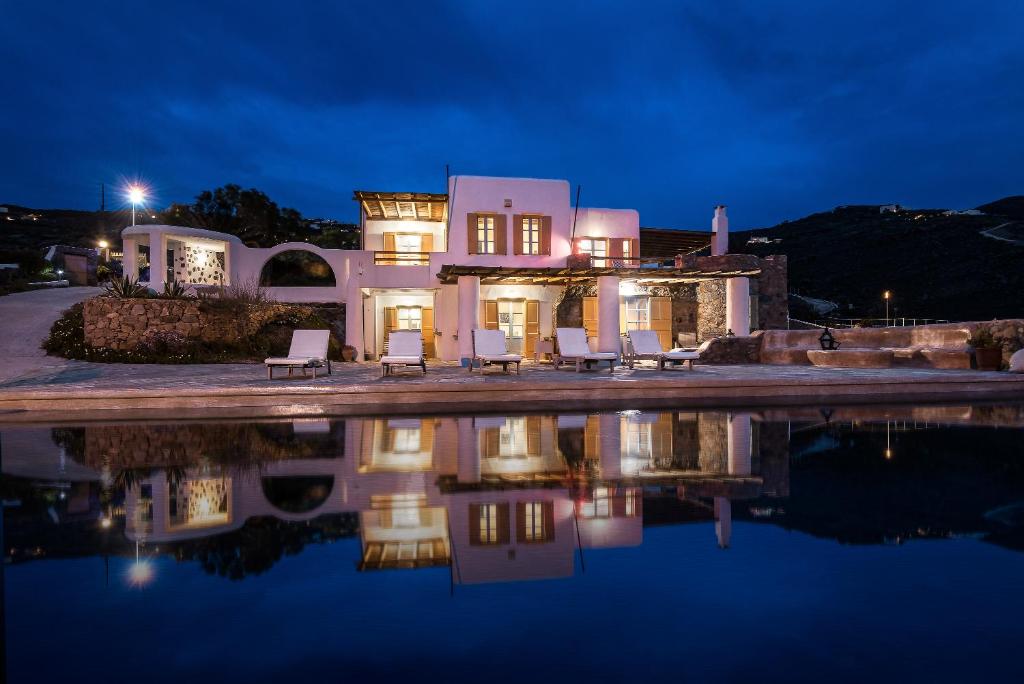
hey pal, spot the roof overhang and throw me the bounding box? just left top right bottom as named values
left=437, top=258, right=761, bottom=285
left=638, top=228, right=712, bottom=256
left=354, top=191, right=448, bottom=222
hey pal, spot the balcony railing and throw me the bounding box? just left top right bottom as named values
left=374, top=251, right=430, bottom=266
left=575, top=256, right=673, bottom=269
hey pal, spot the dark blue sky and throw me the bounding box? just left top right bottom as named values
left=3, top=1, right=1022, bottom=229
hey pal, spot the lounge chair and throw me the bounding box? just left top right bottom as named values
left=380, top=330, right=427, bottom=376
left=265, top=329, right=332, bottom=380
left=554, top=327, right=618, bottom=372
left=626, top=329, right=703, bottom=370
left=470, top=329, right=523, bottom=374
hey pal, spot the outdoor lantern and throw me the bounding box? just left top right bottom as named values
left=819, top=327, right=839, bottom=350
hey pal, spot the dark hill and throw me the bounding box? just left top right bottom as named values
left=734, top=201, right=1024, bottom=322
left=978, top=195, right=1024, bottom=220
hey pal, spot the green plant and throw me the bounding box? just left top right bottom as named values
left=968, top=328, right=996, bottom=348
left=105, top=276, right=150, bottom=299
left=160, top=281, right=192, bottom=299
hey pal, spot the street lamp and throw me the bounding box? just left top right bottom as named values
left=127, top=185, right=145, bottom=226
left=883, top=291, right=891, bottom=327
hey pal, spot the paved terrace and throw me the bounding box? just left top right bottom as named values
left=1, top=287, right=1021, bottom=422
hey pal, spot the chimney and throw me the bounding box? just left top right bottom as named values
left=711, top=205, right=728, bottom=256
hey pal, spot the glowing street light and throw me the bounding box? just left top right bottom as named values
left=127, top=185, right=145, bottom=227
left=883, top=290, right=891, bottom=327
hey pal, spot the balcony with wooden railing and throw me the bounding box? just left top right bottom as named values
left=374, top=251, right=431, bottom=266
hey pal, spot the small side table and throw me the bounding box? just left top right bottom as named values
left=534, top=339, right=555, bottom=363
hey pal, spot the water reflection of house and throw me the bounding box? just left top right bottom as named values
left=9, top=410, right=785, bottom=581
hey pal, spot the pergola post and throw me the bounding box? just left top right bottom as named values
left=345, top=276, right=364, bottom=361
left=596, top=275, right=620, bottom=354
left=456, top=417, right=480, bottom=484
left=121, top=237, right=137, bottom=281
left=714, top=497, right=732, bottom=549
left=147, top=231, right=166, bottom=291
left=726, top=277, right=751, bottom=336
left=457, top=275, right=481, bottom=366
left=598, top=413, right=622, bottom=479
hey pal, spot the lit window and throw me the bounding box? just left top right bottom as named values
left=395, top=234, right=422, bottom=253
left=523, top=217, right=541, bottom=255
left=579, top=237, right=608, bottom=266
left=626, top=297, right=650, bottom=330
left=397, top=306, right=422, bottom=330
left=477, top=216, right=495, bottom=254
left=524, top=501, right=545, bottom=541
left=621, top=239, right=632, bottom=260
left=479, top=503, right=499, bottom=544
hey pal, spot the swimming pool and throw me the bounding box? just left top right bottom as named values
left=3, top=403, right=1023, bottom=682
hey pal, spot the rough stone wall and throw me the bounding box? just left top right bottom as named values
left=83, top=298, right=308, bottom=350
left=699, top=333, right=763, bottom=364
left=697, top=280, right=727, bottom=341
left=670, top=285, right=698, bottom=342
left=758, top=255, right=789, bottom=330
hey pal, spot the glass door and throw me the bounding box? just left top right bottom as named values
left=497, top=299, right=525, bottom=353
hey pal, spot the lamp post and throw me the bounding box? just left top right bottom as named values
left=883, top=291, right=891, bottom=327
left=98, top=239, right=109, bottom=262
left=128, top=185, right=145, bottom=227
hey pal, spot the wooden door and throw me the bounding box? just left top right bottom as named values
left=582, top=297, right=598, bottom=340
left=421, top=307, right=435, bottom=357
left=651, top=296, right=673, bottom=350
left=525, top=300, right=540, bottom=358
left=64, top=254, right=89, bottom=286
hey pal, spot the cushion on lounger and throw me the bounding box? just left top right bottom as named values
left=380, top=355, right=423, bottom=364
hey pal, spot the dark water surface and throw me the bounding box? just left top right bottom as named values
left=3, top=404, right=1024, bottom=682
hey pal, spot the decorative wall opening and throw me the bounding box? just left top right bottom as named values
left=260, top=250, right=337, bottom=287
left=261, top=476, right=335, bottom=513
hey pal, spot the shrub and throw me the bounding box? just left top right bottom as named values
left=968, top=329, right=996, bottom=348
left=159, top=281, right=192, bottom=299
left=105, top=276, right=150, bottom=299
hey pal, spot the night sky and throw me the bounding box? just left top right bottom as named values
left=3, top=1, right=1022, bottom=228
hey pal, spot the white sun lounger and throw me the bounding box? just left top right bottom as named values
left=554, top=327, right=618, bottom=372
left=470, top=329, right=523, bottom=374
left=265, top=329, right=332, bottom=379
left=627, top=329, right=705, bottom=370
left=380, top=330, right=427, bottom=376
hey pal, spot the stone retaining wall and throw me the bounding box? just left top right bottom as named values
left=83, top=298, right=309, bottom=350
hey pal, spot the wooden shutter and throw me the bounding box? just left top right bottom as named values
left=512, top=214, right=523, bottom=255
left=515, top=502, right=527, bottom=542
left=584, top=415, right=601, bottom=460
left=525, top=300, right=540, bottom=357
left=384, top=307, right=398, bottom=338
left=484, top=428, right=500, bottom=457
left=467, top=213, right=478, bottom=254
left=526, top=416, right=542, bottom=456
left=358, top=419, right=378, bottom=468
left=652, top=413, right=673, bottom=463
left=484, top=300, right=499, bottom=330
left=541, top=216, right=552, bottom=255
left=609, top=239, right=623, bottom=258
left=630, top=238, right=640, bottom=261
left=421, top=307, right=435, bottom=357
left=383, top=232, right=396, bottom=252
left=542, top=502, right=555, bottom=542
left=468, top=504, right=482, bottom=545
left=496, top=503, right=511, bottom=544
left=583, top=297, right=599, bottom=340
left=651, top=296, right=672, bottom=350
left=494, top=214, right=508, bottom=255
left=421, top=233, right=433, bottom=252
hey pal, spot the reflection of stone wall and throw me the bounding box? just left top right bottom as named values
left=697, top=413, right=728, bottom=473
left=757, top=421, right=790, bottom=497
left=673, top=415, right=700, bottom=470
left=697, top=280, right=726, bottom=341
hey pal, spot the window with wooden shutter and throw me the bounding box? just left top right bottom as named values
left=516, top=501, right=554, bottom=543
left=540, top=216, right=552, bottom=255
left=470, top=502, right=509, bottom=545
left=519, top=216, right=541, bottom=255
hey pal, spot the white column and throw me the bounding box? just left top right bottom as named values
left=596, top=275, right=620, bottom=354
left=345, top=276, right=364, bottom=361
left=122, top=237, right=137, bottom=281
left=714, top=497, right=732, bottom=549
left=598, top=413, right=622, bottom=479
left=147, top=232, right=166, bottom=291
left=711, top=205, right=729, bottom=256
left=726, top=277, right=750, bottom=336
left=727, top=413, right=752, bottom=475
left=456, top=417, right=480, bottom=484
left=457, top=275, right=481, bottom=365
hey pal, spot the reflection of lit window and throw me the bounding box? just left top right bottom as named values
left=580, top=487, right=611, bottom=518
left=625, top=490, right=638, bottom=517
left=397, top=306, right=422, bottom=330
left=391, top=505, right=421, bottom=529
left=579, top=237, right=608, bottom=266
left=499, top=417, right=527, bottom=457
left=524, top=501, right=545, bottom=541
left=523, top=217, right=541, bottom=255
left=477, top=216, right=495, bottom=254
left=626, top=297, right=649, bottom=330
left=479, top=503, right=499, bottom=544
left=625, top=421, right=653, bottom=459
left=390, top=427, right=422, bottom=453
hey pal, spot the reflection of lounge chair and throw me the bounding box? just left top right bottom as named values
left=380, top=331, right=427, bottom=376
left=554, top=327, right=618, bottom=372
left=265, top=329, right=331, bottom=379
left=626, top=330, right=706, bottom=370
left=470, top=329, right=522, bottom=374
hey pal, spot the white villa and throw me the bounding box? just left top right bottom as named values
left=121, top=175, right=778, bottom=363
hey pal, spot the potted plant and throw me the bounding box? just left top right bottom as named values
left=341, top=344, right=357, bottom=362
left=969, top=329, right=1002, bottom=371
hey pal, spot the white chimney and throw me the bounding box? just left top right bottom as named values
left=711, top=205, right=729, bottom=256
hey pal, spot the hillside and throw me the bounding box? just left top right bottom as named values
left=734, top=201, right=1024, bottom=322
left=1, top=205, right=132, bottom=251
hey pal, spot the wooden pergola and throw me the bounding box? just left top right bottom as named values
left=436, top=262, right=761, bottom=285
left=354, top=191, right=447, bottom=222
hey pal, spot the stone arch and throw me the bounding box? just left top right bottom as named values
left=259, top=248, right=337, bottom=287
left=260, top=476, right=335, bottom=514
